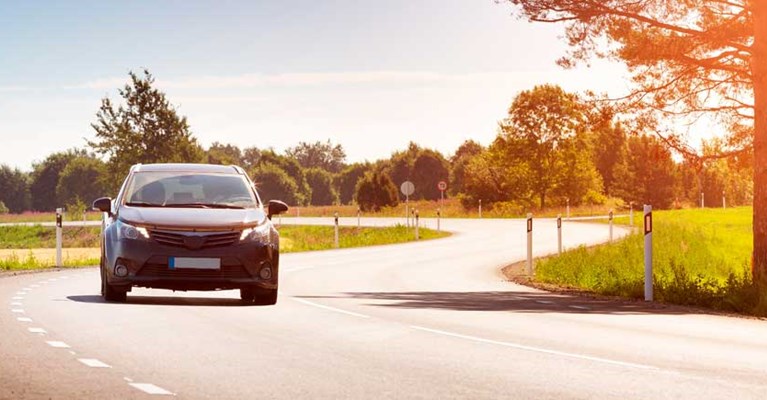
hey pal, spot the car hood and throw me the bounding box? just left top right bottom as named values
left=118, top=205, right=267, bottom=230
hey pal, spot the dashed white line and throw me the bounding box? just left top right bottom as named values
left=11, top=302, right=22, bottom=306
left=12, top=296, right=23, bottom=300
left=292, top=298, right=371, bottom=319
left=28, top=327, right=46, bottom=334
left=47, top=279, right=57, bottom=282
left=124, top=377, right=134, bottom=382
left=30, top=284, right=40, bottom=288
left=129, top=383, right=175, bottom=396
left=11, top=309, right=24, bottom=313
left=46, top=341, right=71, bottom=348
left=569, top=305, right=591, bottom=310
left=78, top=359, right=111, bottom=368
left=15, top=292, right=27, bottom=295
left=535, top=300, right=554, bottom=305
left=410, top=325, right=657, bottom=371
left=16, top=317, right=33, bottom=322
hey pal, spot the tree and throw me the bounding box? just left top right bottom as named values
left=251, top=163, right=301, bottom=206
left=612, top=135, right=677, bottom=209
left=29, top=149, right=88, bottom=211
left=0, top=165, right=30, bottom=213
left=206, top=142, right=242, bottom=165
left=449, top=140, right=484, bottom=196
left=56, top=156, right=108, bottom=209
left=504, top=0, right=767, bottom=279
left=253, top=149, right=311, bottom=205
left=337, top=163, right=371, bottom=205
left=499, top=84, right=586, bottom=209
left=462, top=137, right=532, bottom=207
left=589, top=110, right=626, bottom=196
left=355, top=171, right=399, bottom=212
left=305, top=168, right=339, bottom=206
left=411, top=149, right=450, bottom=201
left=88, top=70, right=204, bottom=186
left=285, top=140, right=347, bottom=173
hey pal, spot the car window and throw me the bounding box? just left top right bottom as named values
left=124, top=172, right=259, bottom=208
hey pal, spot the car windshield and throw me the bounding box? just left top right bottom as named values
left=123, top=172, right=258, bottom=209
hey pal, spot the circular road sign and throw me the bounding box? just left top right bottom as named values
left=437, top=181, right=447, bottom=191
left=401, top=181, right=415, bottom=196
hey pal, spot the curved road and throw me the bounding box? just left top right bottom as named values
left=2, top=218, right=767, bottom=399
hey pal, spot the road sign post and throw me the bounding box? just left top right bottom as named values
left=55, top=208, right=63, bottom=267
left=644, top=205, right=653, bottom=302
left=437, top=210, right=441, bottom=232
left=557, top=214, right=562, bottom=255
left=437, top=181, right=447, bottom=218
left=334, top=212, right=339, bottom=249
left=401, top=181, right=415, bottom=228
left=526, top=213, right=533, bottom=276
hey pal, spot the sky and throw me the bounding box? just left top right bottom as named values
left=0, top=0, right=632, bottom=171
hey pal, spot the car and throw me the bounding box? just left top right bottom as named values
left=92, top=163, right=289, bottom=305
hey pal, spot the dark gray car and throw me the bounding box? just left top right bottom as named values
left=93, top=163, right=288, bottom=305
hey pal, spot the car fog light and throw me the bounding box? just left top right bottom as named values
left=114, top=264, right=129, bottom=277
left=259, top=266, right=272, bottom=280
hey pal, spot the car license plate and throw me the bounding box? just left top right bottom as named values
left=169, top=257, right=221, bottom=270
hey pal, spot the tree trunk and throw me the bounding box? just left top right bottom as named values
left=752, top=1, right=767, bottom=283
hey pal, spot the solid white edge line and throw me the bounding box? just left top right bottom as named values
left=292, top=298, right=371, bottom=319
left=409, top=325, right=657, bottom=371
left=129, top=383, right=175, bottom=395
left=78, top=358, right=111, bottom=368
left=46, top=341, right=70, bottom=348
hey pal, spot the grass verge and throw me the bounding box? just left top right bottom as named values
left=0, top=224, right=449, bottom=271
left=529, top=207, right=767, bottom=317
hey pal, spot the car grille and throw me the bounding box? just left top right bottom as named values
left=148, top=230, right=240, bottom=249
left=137, top=263, right=251, bottom=279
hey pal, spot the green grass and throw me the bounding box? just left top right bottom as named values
left=0, top=211, right=102, bottom=224
left=0, top=224, right=449, bottom=271
left=278, top=224, right=449, bottom=252
left=536, top=207, right=767, bottom=316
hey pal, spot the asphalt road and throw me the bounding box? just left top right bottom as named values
left=2, top=217, right=767, bottom=399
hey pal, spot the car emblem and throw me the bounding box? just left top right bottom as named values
left=183, top=235, right=206, bottom=250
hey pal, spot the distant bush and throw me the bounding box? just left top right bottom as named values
left=355, top=171, right=399, bottom=212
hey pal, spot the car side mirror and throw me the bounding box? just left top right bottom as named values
left=267, top=200, right=289, bottom=220
left=93, top=197, right=113, bottom=216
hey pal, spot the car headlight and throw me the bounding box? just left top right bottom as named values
left=240, top=224, right=271, bottom=244
left=117, top=221, right=149, bottom=240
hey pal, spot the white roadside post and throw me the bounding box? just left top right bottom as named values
left=609, top=209, right=614, bottom=242
left=478, top=199, right=482, bottom=219
left=644, top=205, right=653, bottom=301
left=629, top=202, right=634, bottom=226
left=437, top=210, right=441, bottom=232
left=526, top=213, right=533, bottom=276
left=296, top=206, right=300, bottom=218
left=723, top=190, right=726, bottom=210
left=55, top=208, right=63, bottom=267
left=701, top=191, right=705, bottom=208
left=557, top=214, right=563, bottom=255
left=566, top=198, right=570, bottom=220
left=357, top=208, right=361, bottom=229
left=415, top=210, right=420, bottom=240
left=334, top=212, right=339, bottom=249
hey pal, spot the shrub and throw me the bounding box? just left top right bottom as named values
left=355, top=171, right=399, bottom=212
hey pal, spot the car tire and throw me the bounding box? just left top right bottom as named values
left=253, top=288, right=278, bottom=306
left=240, top=287, right=256, bottom=303
left=101, top=264, right=127, bottom=303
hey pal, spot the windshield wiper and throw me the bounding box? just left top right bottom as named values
left=125, top=201, right=166, bottom=207
left=166, top=202, right=246, bottom=210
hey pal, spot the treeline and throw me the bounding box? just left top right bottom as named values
left=0, top=72, right=753, bottom=214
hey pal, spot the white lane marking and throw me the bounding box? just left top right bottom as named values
left=292, top=298, right=371, bottom=319
left=78, top=359, right=111, bottom=368
left=47, top=278, right=57, bottom=282
left=17, top=317, right=33, bottom=322
left=11, top=302, right=22, bottom=306
left=60, top=276, right=69, bottom=279
left=536, top=300, right=554, bottom=305
left=284, top=266, right=315, bottom=273
left=69, top=351, right=77, bottom=355
left=11, top=309, right=24, bottom=313
left=28, top=327, right=46, bottom=334
left=410, top=326, right=658, bottom=371
left=16, top=292, right=27, bottom=295
left=569, top=305, right=591, bottom=310
left=22, top=287, right=32, bottom=291
left=12, top=296, right=23, bottom=300
left=46, top=341, right=71, bottom=348
left=124, top=377, right=134, bottom=382
left=30, top=285, right=40, bottom=288
left=129, top=383, right=175, bottom=396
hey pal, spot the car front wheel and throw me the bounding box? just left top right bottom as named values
left=101, top=263, right=127, bottom=303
